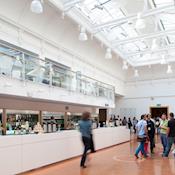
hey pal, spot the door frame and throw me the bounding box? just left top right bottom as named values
left=149, top=106, right=169, bottom=117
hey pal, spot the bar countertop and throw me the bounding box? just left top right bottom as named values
left=0, top=126, right=130, bottom=175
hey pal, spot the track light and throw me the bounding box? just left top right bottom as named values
left=135, top=13, right=145, bottom=29
left=167, top=65, right=173, bottom=74
left=105, top=48, right=112, bottom=59
left=30, top=0, right=43, bottom=14
left=151, top=39, right=159, bottom=51
left=79, top=27, right=88, bottom=41
left=122, top=61, right=128, bottom=70
left=134, top=69, right=139, bottom=77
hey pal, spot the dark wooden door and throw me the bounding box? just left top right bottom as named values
left=150, top=107, right=168, bottom=118
left=99, top=109, right=107, bottom=122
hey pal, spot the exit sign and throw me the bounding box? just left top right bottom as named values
left=157, top=104, right=161, bottom=107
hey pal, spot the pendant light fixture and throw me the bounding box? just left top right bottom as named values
left=134, top=69, right=139, bottom=77
left=79, top=27, right=88, bottom=41
left=151, top=39, right=159, bottom=51
left=30, top=0, right=43, bottom=14
left=105, top=48, right=112, bottom=59
left=135, top=0, right=149, bottom=30
left=135, top=13, right=145, bottom=29
left=122, top=61, right=128, bottom=70
left=167, top=65, right=173, bottom=74
left=151, top=19, right=160, bottom=51
left=160, top=55, right=167, bottom=65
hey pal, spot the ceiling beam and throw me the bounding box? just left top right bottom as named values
left=132, top=55, right=175, bottom=67
left=112, top=29, right=175, bottom=46
left=125, top=44, right=175, bottom=57
left=94, top=5, right=174, bottom=30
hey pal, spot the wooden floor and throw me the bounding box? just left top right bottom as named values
left=22, top=135, right=175, bottom=175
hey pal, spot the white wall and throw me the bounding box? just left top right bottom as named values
left=125, top=64, right=175, bottom=82
left=115, top=78, right=175, bottom=118
left=0, top=0, right=126, bottom=96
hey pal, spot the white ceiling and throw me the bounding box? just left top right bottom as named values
left=49, top=0, right=175, bottom=67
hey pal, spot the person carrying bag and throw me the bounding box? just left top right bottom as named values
left=135, top=114, right=148, bottom=159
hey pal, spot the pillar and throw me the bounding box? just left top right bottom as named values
left=2, top=108, right=7, bottom=135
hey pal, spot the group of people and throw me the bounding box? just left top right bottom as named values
left=135, top=113, right=175, bottom=159
left=109, top=115, right=139, bottom=131
left=78, top=111, right=175, bottom=168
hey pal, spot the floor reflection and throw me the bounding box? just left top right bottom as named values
left=22, top=134, right=175, bottom=175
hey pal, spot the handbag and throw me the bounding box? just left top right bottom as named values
left=137, top=136, right=146, bottom=142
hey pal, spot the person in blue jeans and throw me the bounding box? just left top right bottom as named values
left=159, top=113, right=168, bottom=154
left=79, top=112, right=92, bottom=168
left=135, top=114, right=148, bottom=159
left=163, top=112, right=175, bottom=157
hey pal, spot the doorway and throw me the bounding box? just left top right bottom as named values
left=99, top=109, right=107, bottom=127
left=150, top=107, right=168, bottom=118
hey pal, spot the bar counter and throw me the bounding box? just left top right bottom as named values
left=0, top=126, right=130, bottom=175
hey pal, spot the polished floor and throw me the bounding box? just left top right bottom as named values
left=22, top=135, right=175, bottom=175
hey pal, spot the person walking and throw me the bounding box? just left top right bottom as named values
left=147, top=114, right=155, bottom=154
left=128, top=117, right=132, bottom=130
left=90, top=133, right=96, bottom=153
left=133, top=117, right=138, bottom=134
left=159, top=113, right=168, bottom=155
left=79, top=112, right=92, bottom=168
left=163, top=112, right=175, bottom=157
left=135, top=114, right=148, bottom=159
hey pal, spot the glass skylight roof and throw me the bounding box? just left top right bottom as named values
left=153, top=0, right=174, bottom=7
left=154, top=0, right=175, bottom=45
left=56, top=0, right=175, bottom=66
left=75, top=0, right=148, bottom=63
left=77, top=0, right=125, bottom=24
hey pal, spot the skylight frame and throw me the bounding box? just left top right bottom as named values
left=75, top=0, right=149, bottom=59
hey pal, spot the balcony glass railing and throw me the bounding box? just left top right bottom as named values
left=0, top=42, right=115, bottom=100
